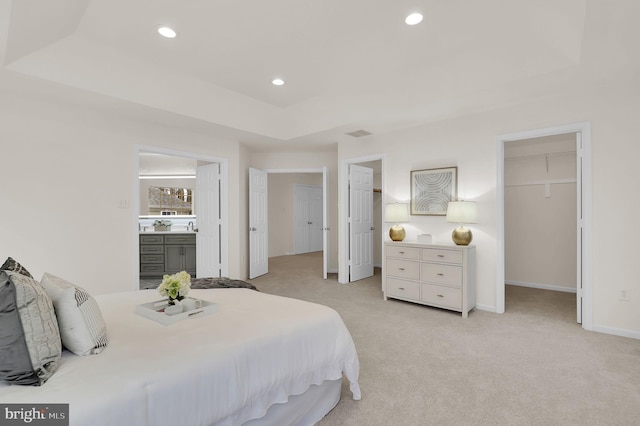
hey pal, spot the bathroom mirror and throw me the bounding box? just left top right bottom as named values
left=139, top=177, right=195, bottom=217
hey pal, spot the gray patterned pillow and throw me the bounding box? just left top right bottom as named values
left=41, top=273, right=108, bottom=356
left=0, top=257, right=33, bottom=278
left=0, top=271, right=61, bottom=386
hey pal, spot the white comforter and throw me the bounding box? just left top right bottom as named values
left=0, top=289, right=361, bottom=425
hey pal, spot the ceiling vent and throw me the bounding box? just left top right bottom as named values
left=345, top=129, right=372, bottom=137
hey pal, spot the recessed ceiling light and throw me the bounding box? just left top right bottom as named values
left=405, top=13, right=423, bottom=26
left=272, top=78, right=285, bottom=86
left=157, top=26, right=177, bottom=38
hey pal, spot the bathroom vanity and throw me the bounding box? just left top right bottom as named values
left=140, top=232, right=196, bottom=278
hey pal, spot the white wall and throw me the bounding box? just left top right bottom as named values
left=0, top=92, right=244, bottom=294
left=338, top=76, right=640, bottom=336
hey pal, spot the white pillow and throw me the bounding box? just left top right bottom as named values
left=41, top=273, right=108, bottom=356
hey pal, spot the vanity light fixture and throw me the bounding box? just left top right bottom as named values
left=405, top=12, right=423, bottom=26
left=157, top=26, right=177, bottom=38
left=272, top=78, right=285, bottom=86
left=139, top=175, right=195, bottom=180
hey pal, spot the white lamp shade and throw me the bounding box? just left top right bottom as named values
left=385, top=203, right=409, bottom=223
left=446, top=201, right=477, bottom=224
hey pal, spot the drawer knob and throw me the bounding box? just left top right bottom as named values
left=398, top=267, right=405, bottom=271
left=398, top=287, right=405, bottom=291
left=399, top=251, right=405, bottom=254
left=437, top=294, right=444, bottom=298
left=437, top=273, right=444, bottom=276
left=437, top=254, right=445, bottom=258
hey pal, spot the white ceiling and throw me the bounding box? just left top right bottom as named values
left=1, top=1, right=639, bottom=151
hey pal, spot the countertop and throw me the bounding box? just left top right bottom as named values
left=139, top=231, right=196, bottom=235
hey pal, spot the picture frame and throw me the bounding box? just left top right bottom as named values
left=410, top=166, right=457, bottom=215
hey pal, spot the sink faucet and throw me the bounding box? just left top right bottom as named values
left=188, top=221, right=194, bottom=231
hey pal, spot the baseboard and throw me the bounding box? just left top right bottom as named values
left=592, top=325, right=640, bottom=340
left=476, top=304, right=497, bottom=313
left=506, top=280, right=576, bottom=293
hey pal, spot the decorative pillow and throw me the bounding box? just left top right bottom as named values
left=40, top=273, right=108, bottom=356
left=0, top=257, right=33, bottom=278
left=0, top=271, right=61, bottom=386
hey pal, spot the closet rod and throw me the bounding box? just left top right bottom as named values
left=505, top=150, right=576, bottom=161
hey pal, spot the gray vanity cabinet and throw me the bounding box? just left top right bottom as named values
left=164, top=234, right=197, bottom=276
left=139, top=233, right=196, bottom=278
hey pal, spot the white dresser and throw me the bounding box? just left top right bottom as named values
left=384, top=241, right=476, bottom=318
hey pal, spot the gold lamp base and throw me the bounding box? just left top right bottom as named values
left=451, top=226, right=473, bottom=245
left=389, top=225, right=406, bottom=241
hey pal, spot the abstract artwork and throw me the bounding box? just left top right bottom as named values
left=410, top=167, right=457, bottom=215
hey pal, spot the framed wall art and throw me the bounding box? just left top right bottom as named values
left=410, top=166, right=457, bottom=215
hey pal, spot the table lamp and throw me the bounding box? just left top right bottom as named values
left=385, top=202, right=410, bottom=241
left=446, top=201, right=477, bottom=245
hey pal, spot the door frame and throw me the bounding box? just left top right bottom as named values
left=134, top=145, right=229, bottom=288
left=264, top=167, right=329, bottom=278
left=339, top=154, right=384, bottom=284
left=496, top=122, right=592, bottom=330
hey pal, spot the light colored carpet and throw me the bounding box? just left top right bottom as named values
left=248, top=252, right=640, bottom=426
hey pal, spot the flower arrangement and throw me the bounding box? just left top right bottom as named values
left=153, top=219, right=172, bottom=231
left=157, top=271, right=191, bottom=305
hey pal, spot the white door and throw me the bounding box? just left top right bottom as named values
left=294, top=185, right=311, bottom=254
left=576, top=132, right=583, bottom=324
left=349, top=164, right=374, bottom=282
left=309, top=186, right=323, bottom=252
left=322, top=167, right=329, bottom=279
left=195, top=163, right=221, bottom=278
left=294, top=185, right=323, bottom=254
left=249, top=168, right=268, bottom=279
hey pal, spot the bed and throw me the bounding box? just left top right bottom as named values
left=0, top=287, right=361, bottom=426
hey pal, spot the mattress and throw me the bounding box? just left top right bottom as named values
left=0, top=288, right=361, bottom=426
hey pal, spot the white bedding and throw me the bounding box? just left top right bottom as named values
left=0, top=289, right=361, bottom=425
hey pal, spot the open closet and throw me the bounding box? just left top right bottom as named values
left=504, top=133, right=577, bottom=315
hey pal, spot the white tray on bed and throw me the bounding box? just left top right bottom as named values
left=135, top=298, right=217, bottom=325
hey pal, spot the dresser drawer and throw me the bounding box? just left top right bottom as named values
left=141, top=254, right=164, bottom=264
left=165, top=234, right=196, bottom=245
left=421, top=263, right=462, bottom=287
left=421, top=284, right=461, bottom=310
left=386, top=278, right=420, bottom=301
left=140, top=245, right=164, bottom=254
left=140, top=235, right=163, bottom=244
left=140, top=264, right=164, bottom=274
left=386, top=245, right=420, bottom=260
left=386, top=259, right=420, bottom=280
left=422, top=248, right=462, bottom=264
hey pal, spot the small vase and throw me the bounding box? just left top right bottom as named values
left=164, top=303, right=183, bottom=316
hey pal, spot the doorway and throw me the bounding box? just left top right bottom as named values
left=249, top=167, right=330, bottom=279
left=338, top=155, right=384, bottom=284
left=134, top=145, right=229, bottom=288
left=496, top=122, right=592, bottom=330
left=504, top=134, right=577, bottom=320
